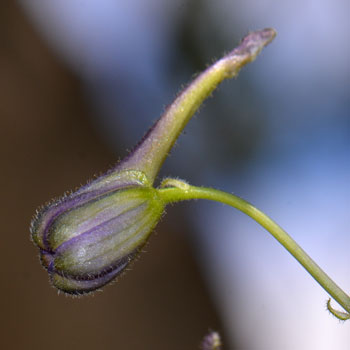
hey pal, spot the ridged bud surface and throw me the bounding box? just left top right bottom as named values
left=31, top=170, right=164, bottom=295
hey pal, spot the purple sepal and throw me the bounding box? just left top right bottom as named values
left=49, top=251, right=136, bottom=295
left=31, top=170, right=148, bottom=251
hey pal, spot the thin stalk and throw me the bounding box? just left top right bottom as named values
left=157, top=182, right=350, bottom=318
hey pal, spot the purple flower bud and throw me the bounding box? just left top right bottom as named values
left=31, top=29, right=276, bottom=295
left=31, top=170, right=164, bottom=295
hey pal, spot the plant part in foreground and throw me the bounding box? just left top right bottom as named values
left=30, top=28, right=349, bottom=321
left=201, top=331, right=222, bottom=350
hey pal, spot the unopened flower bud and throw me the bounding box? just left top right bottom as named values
left=31, top=29, right=275, bottom=295
left=31, top=170, right=164, bottom=294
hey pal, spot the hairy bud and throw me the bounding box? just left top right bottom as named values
left=31, top=171, right=164, bottom=295
left=31, top=29, right=276, bottom=295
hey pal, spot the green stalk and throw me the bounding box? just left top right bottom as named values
left=157, top=180, right=350, bottom=320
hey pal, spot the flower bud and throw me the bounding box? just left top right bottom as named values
left=31, top=170, right=164, bottom=295
left=31, top=29, right=275, bottom=295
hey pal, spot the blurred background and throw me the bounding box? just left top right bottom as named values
left=1, top=0, right=349, bottom=349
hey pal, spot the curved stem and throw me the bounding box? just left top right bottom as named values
left=157, top=181, right=350, bottom=318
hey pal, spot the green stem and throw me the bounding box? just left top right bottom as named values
left=157, top=181, right=350, bottom=318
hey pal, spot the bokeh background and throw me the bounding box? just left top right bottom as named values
left=1, top=0, right=349, bottom=349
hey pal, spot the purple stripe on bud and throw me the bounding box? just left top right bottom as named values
left=50, top=251, right=136, bottom=295
left=31, top=170, right=149, bottom=251
left=31, top=170, right=164, bottom=295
